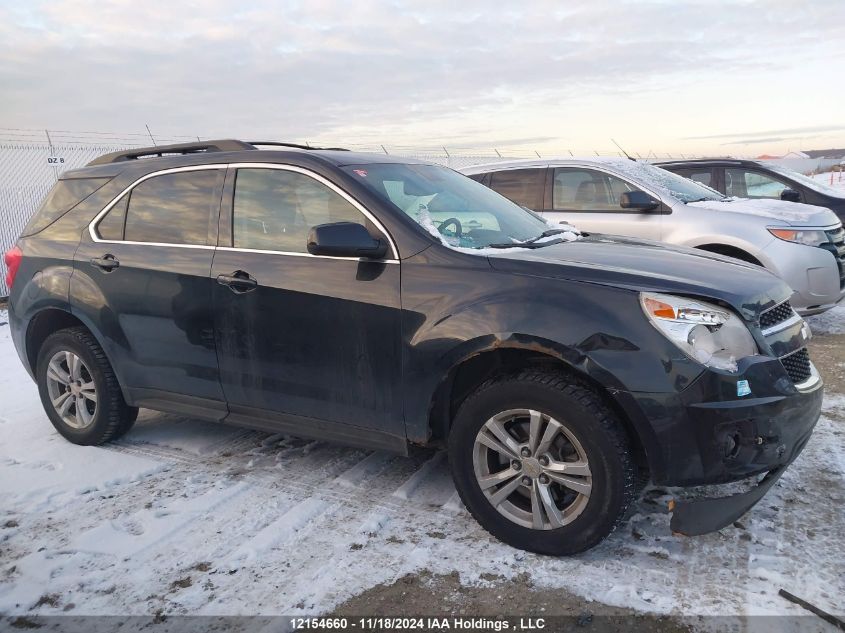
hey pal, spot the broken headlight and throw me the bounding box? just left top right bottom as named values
left=640, top=292, right=757, bottom=372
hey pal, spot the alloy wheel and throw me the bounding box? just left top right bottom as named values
left=45, top=350, right=98, bottom=429
left=472, top=408, right=592, bottom=530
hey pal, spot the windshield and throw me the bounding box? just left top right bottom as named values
left=766, top=163, right=845, bottom=198
left=603, top=159, right=725, bottom=203
left=344, top=163, right=577, bottom=249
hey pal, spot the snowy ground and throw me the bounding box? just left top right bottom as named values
left=1, top=308, right=844, bottom=621
left=811, top=170, right=845, bottom=193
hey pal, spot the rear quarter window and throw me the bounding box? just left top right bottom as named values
left=21, top=178, right=112, bottom=237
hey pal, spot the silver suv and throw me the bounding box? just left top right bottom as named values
left=462, top=158, right=845, bottom=315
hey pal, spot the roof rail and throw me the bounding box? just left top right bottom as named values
left=249, top=141, right=350, bottom=152
left=87, top=139, right=256, bottom=166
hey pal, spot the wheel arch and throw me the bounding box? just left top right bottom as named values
left=425, top=338, right=652, bottom=477
left=23, top=308, right=129, bottom=402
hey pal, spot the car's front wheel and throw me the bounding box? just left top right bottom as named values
left=36, top=327, right=138, bottom=445
left=448, top=370, right=636, bottom=555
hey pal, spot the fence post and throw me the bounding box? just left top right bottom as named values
left=45, top=129, right=58, bottom=183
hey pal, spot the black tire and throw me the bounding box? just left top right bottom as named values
left=448, top=370, right=636, bottom=555
left=36, top=326, right=138, bottom=445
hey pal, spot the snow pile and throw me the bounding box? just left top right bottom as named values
left=810, top=172, right=845, bottom=194
left=806, top=305, right=845, bottom=335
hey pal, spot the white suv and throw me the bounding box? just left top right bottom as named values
left=462, top=158, right=845, bottom=315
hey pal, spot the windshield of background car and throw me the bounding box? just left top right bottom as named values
left=767, top=163, right=845, bottom=198
left=608, top=160, right=726, bottom=203
left=343, top=163, right=560, bottom=249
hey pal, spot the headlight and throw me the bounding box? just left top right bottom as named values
left=768, top=228, right=828, bottom=246
left=640, top=292, right=757, bottom=372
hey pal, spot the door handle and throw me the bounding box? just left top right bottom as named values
left=90, top=254, right=120, bottom=271
left=217, top=271, right=258, bottom=294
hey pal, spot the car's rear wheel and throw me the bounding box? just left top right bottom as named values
left=448, top=370, right=636, bottom=555
left=36, top=327, right=138, bottom=445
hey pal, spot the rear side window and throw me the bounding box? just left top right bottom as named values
left=489, top=169, right=543, bottom=209
left=116, top=170, right=222, bottom=245
left=21, top=178, right=111, bottom=236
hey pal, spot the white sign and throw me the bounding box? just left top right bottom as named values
left=47, top=156, right=65, bottom=165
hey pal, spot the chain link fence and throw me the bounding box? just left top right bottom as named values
left=2, top=130, right=841, bottom=297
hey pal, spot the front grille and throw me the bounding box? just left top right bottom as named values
left=780, top=348, right=812, bottom=384
left=822, top=226, right=845, bottom=290
left=760, top=300, right=794, bottom=330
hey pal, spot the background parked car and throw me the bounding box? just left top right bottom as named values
left=657, top=159, right=845, bottom=221
left=462, top=158, right=845, bottom=315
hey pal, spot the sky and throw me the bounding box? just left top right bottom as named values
left=1, top=0, right=843, bottom=157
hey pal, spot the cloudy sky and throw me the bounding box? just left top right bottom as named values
left=1, top=0, right=843, bottom=156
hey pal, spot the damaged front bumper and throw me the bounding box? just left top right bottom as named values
left=670, top=463, right=788, bottom=536
left=614, top=355, right=823, bottom=535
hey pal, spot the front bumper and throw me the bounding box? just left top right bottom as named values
left=614, top=354, right=822, bottom=534
left=669, top=465, right=789, bottom=535
left=614, top=354, right=823, bottom=487
left=762, top=235, right=844, bottom=315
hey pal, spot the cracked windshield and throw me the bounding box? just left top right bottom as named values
left=344, top=163, right=577, bottom=249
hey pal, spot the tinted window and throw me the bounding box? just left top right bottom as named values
left=489, top=169, right=543, bottom=209
left=22, top=178, right=111, bottom=236
left=124, top=170, right=221, bottom=245
left=233, top=169, right=367, bottom=253
left=97, top=196, right=128, bottom=240
left=725, top=168, right=788, bottom=199
left=553, top=168, right=638, bottom=211
left=676, top=168, right=712, bottom=187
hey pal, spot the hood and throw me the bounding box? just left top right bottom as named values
left=487, top=235, right=790, bottom=320
left=688, top=198, right=840, bottom=227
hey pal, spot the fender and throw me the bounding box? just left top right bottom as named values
left=677, top=234, right=774, bottom=269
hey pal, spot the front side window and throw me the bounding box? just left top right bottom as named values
left=553, top=168, right=638, bottom=211
left=232, top=168, right=368, bottom=253
left=118, top=170, right=221, bottom=245
left=344, top=163, right=567, bottom=250
left=725, top=168, right=788, bottom=199
left=489, top=169, right=543, bottom=209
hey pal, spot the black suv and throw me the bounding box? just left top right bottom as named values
left=5, top=140, right=822, bottom=555
left=658, top=158, right=845, bottom=221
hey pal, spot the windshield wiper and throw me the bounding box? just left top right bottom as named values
left=487, top=229, right=570, bottom=249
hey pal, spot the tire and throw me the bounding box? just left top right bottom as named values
left=36, top=326, right=138, bottom=445
left=448, top=370, right=636, bottom=555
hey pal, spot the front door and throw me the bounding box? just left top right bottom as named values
left=211, top=166, right=403, bottom=443
left=542, top=166, right=663, bottom=241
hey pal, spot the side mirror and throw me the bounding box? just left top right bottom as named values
left=620, top=191, right=660, bottom=211
left=780, top=188, right=801, bottom=203
left=307, top=222, right=388, bottom=259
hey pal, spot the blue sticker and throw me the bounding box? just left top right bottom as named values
left=737, top=380, right=751, bottom=397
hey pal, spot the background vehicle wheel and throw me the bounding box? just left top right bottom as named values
left=448, top=370, right=636, bottom=555
left=36, top=327, right=138, bottom=445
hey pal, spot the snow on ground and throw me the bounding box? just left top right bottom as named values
left=1, top=308, right=844, bottom=620
left=811, top=171, right=845, bottom=194
left=806, top=305, right=845, bottom=335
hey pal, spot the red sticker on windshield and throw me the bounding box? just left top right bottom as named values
left=353, top=169, right=368, bottom=177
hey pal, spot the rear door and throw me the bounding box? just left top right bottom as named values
left=541, top=166, right=663, bottom=240
left=72, top=167, right=227, bottom=418
left=210, top=165, right=403, bottom=447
